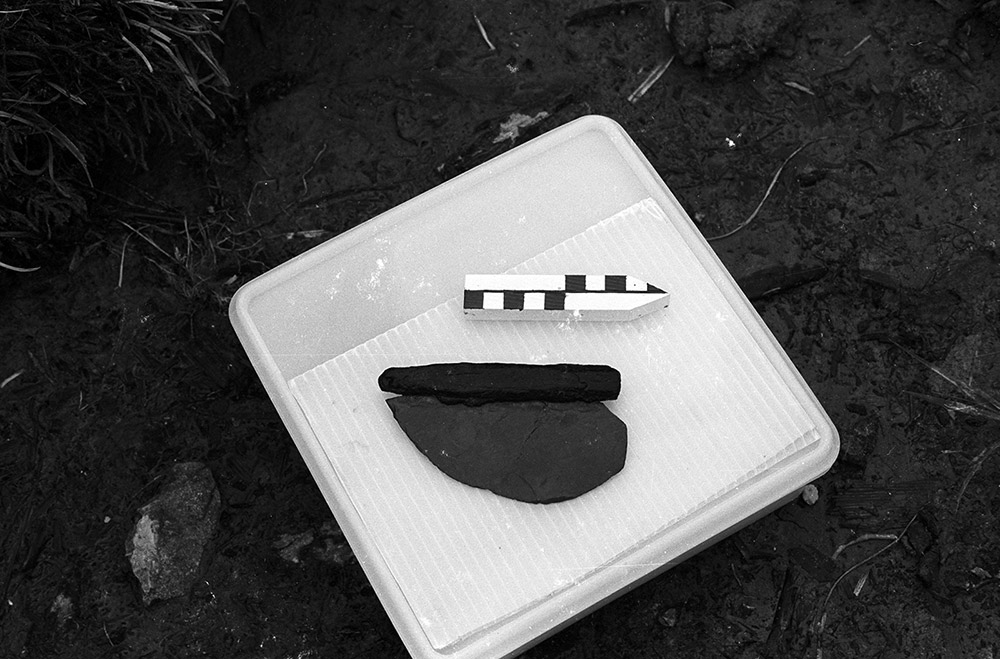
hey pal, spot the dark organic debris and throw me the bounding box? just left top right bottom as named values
left=830, top=480, right=937, bottom=529
left=978, top=0, right=1000, bottom=30
left=837, top=414, right=879, bottom=469
left=565, top=1, right=652, bottom=28
left=895, top=339, right=1000, bottom=423
left=378, top=362, right=621, bottom=405
left=671, top=0, right=801, bottom=73
left=126, top=463, right=222, bottom=604
left=811, top=512, right=921, bottom=654
left=657, top=607, right=679, bottom=628
left=788, top=544, right=840, bottom=582
left=273, top=521, right=354, bottom=565
left=763, top=566, right=798, bottom=656
left=386, top=396, right=627, bottom=504
left=736, top=263, right=828, bottom=300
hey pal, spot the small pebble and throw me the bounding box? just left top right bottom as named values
left=274, top=531, right=315, bottom=564
left=658, top=607, right=679, bottom=628
left=49, top=593, right=72, bottom=628
left=801, top=484, right=819, bottom=505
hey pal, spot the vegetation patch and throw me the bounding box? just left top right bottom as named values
left=0, top=0, right=230, bottom=269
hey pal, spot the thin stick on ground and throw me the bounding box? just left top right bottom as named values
left=628, top=56, right=674, bottom=104
left=814, top=511, right=921, bottom=638
left=902, top=389, right=1000, bottom=422
left=831, top=533, right=900, bottom=560
left=0, top=370, right=24, bottom=389
left=117, top=234, right=131, bottom=288
left=842, top=34, right=871, bottom=57
left=472, top=11, right=495, bottom=51
left=0, top=259, right=40, bottom=273
left=955, top=440, right=1000, bottom=512
left=889, top=340, right=1000, bottom=510
left=890, top=340, right=1000, bottom=415
left=117, top=220, right=173, bottom=261
left=300, top=143, right=328, bottom=197
left=708, top=139, right=823, bottom=241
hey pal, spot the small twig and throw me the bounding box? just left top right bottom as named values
left=300, top=143, right=328, bottom=197
left=708, top=139, right=823, bottom=241
left=815, top=511, right=920, bottom=637
left=0, top=259, right=40, bottom=273
left=245, top=178, right=275, bottom=220
left=0, top=370, right=24, bottom=389
left=116, top=220, right=173, bottom=261
left=942, top=401, right=1000, bottom=422
left=730, top=562, right=744, bottom=587
left=831, top=533, right=899, bottom=560
left=783, top=80, right=815, bottom=96
left=117, top=234, right=131, bottom=288
left=764, top=566, right=796, bottom=654
left=842, top=34, right=871, bottom=57
left=472, top=11, right=495, bottom=51
left=628, top=56, right=674, bottom=104
left=103, top=622, right=114, bottom=646
left=933, top=120, right=988, bottom=135
left=183, top=215, right=193, bottom=264
left=891, top=341, right=1000, bottom=415
left=954, top=440, right=1000, bottom=512
left=122, top=35, right=154, bottom=73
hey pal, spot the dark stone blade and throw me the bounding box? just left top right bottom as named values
left=386, top=396, right=627, bottom=504
left=378, top=363, right=621, bottom=405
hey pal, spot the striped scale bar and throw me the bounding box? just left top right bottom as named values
left=463, top=274, right=670, bottom=321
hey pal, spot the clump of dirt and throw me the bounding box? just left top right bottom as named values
left=671, top=0, right=801, bottom=72
left=978, top=0, right=1000, bottom=30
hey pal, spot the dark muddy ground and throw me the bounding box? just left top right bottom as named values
left=3, top=1, right=1000, bottom=657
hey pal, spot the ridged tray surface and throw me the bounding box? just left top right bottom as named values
left=289, top=198, right=820, bottom=650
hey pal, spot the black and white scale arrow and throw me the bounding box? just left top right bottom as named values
left=463, top=274, right=670, bottom=321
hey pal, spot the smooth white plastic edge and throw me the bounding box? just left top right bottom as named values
left=229, top=115, right=839, bottom=659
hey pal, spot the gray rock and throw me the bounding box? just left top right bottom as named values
left=126, top=462, right=221, bottom=604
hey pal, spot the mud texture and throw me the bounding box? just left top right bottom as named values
left=2, top=0, right=1000, bottom=658
left=672, top=0, right=802, bottom=72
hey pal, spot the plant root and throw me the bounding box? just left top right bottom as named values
left=954, top=440, right=1000, bottom=512
left=812, top=511, right=921, bottom=656
left=708, top=139, right=825, bottom=241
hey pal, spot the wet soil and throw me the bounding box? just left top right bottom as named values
left=3, top=0, right=1000, bottom=657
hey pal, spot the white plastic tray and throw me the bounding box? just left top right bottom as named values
left=229, top=115, right=838, bottom=659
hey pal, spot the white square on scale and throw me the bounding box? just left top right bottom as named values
left=481, top=291, right=504, bottom=309
left=523, top=291, right=545, bottom=309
